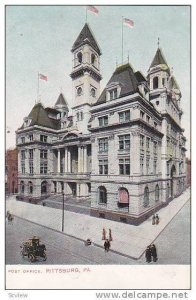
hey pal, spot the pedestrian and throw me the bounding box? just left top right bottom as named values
left=102, top=227, right=106, bottom=240
left=104, top=239, right=111, bottom=252
left=145, top=246, right=152, bottom=263
left=150, top=244, right=158, bottom=262
left=109, top=228, right=113, bottom=241
left=155, top=214, right=159, bottom=225
left=152, top=214, right=156, bottom=225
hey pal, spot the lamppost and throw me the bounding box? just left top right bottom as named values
left=62, top=191, right=65, bottom=232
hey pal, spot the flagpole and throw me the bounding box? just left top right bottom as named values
left=37, top=72, right=39, bottom=103
left=86, top=6, right=87, bottom=22
left=122, top=16, right=124, bottom=64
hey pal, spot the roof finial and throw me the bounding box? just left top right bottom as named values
left=116, top=57, right=118, bottom=67
left=171, top=66, right=174, bottom=76
left=158, top=37, right=160, bottom=48
left=127, top=51, right=129, bottom=63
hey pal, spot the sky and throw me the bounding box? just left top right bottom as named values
left=5, top=5, right=191, bottom=157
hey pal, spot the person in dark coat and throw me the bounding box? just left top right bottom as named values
left=155, top=214, right=159, bottom=225
left=145, top=246, right=152, bottom=263
left=104, top=239, right=111, bottom=252
left=152, top=214, right=156, bottom=225
left=150, top=244, right=158, bottom=262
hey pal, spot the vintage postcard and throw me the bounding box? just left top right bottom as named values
left=5, top=4, right=191, bottom=291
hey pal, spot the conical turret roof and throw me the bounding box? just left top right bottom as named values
left=54, top=93, right=68, bottom=110
left=72, top=23, right=101, bottom=55
left=149, top=48, right=169, bottom=69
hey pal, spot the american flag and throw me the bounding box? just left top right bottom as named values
left=123, top=18, right=134, bottom=28
left=39, top=73, right=48, bottom=81
left=87, top=5, right=99, bottom=15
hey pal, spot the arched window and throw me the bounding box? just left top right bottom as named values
left=153, top=77, right=159, bottom=89
left=20, top=181, right=25, bottom=193
left=91, top=88, right=96, bottom=97
left=98, top=186, right=107, bottom=204
left=155, top=184, right=159, bottom=202
left=143, top=186, right=149, bottom=207
left=77, top=87, right=82, bottom=96
left=91, top=53, right=96, bottom=65
left=28, top=181, right=33, bottom=194
left=41, top=181, right=47, bottom=194
left=118, top=188, right=129, bottom=208
left=77, top=52, right=83, bottom=64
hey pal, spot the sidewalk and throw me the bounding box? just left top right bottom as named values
left=6, top=188, right=190, bottom=259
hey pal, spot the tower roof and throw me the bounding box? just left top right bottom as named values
left=95, top=63, right=143, bottom=105
left=54, top=93, right=69, bottom=110
left=149, top=48, right=169, bottom=69
left=72, top=23, right=101, bottom=55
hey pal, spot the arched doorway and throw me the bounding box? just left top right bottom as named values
left=41, top=181, right=47, bottom=195
left=143, top=186, right=149, bottom=207
left=118, top=188, right=129, bottom=208
left=20, top=181, right=25, bottom=194
left=170, top=165, right=176, bottom=197
left=28, top=181, right=33, bottom=194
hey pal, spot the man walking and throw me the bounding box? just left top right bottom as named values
left=150, top=244, right=158, bottom=262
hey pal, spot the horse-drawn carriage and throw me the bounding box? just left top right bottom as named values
left=20, top=236, right=47, bottom=262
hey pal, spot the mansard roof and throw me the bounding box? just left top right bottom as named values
left=54, top=93, right=69, bottom=110
left=149, top=48, right=169, bottom=69
left=95, top=63, right=145, bottom=105
left=25, top=102, right=60, bottom=130
left=72, top=23, right=101, bottom=55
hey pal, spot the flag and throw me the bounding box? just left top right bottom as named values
left=39, top=73, right=48, bottom=81
left=123, top=18, right=134, bottom=28
left=87, top=5, right=99, bottom=15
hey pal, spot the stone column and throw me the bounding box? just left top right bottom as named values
left=57, top=149, right=60, bottom=173
left=83, top=146, right=87, bottom=172
left=78, top=146, right=84, bottom=173
left=67, top=149, right=71, bottom=172
left=64, top=147, right=68, bottom=172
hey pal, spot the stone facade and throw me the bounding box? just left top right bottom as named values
left=16, top=23, right=187, bottom=224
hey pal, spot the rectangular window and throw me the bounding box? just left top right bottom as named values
left=119, top=135, right=130, bottom=150
left=99, top=159, right=108, bottom=175
left=29, top=149, right=33, bottom=159
left=153, top=141, right=158, bottom=154
left=119, top=158, right=130, bottom=175
left=140, top=111, right=144, bottom=119
left=98, top=138, right=108, bottom=152
left=21, top=150, right=26, bottom=160
left=21, top=162, right=25, bottom=174
left=140, top=135, right=144, bottom=149
left=29, top=162, right=34, bottom=174
left=109, top=88, right=118, bottom=100
left=40, top=163, right=48, bottom=174
left=119, top=110, right=130, bottom=123
left=40, top=149, right=48, bottom=159
left=29, top=134, right=33, bottom=141
left=21, top=137, right=25, bottom=144
left=40, top=135, right=48, bottom=142
left=146, top=137, right=150, bottom=150
left=146, top=115, right=150, bottom=123
left=140, top=156, right=144, bottom=175
left=146, top=157, right=150, bottom=174
left=98, top=116, right=108, bottom=127
left=153, top=160, right=157, bottom=174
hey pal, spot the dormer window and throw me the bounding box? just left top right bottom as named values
left=23, top=117, right=31, bottom=128
left=109, top=88, right=118, bottom=100
left=77, top=52, right=83, bottom=64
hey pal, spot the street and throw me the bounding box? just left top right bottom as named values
left=6, top=200, right=190, bottom=265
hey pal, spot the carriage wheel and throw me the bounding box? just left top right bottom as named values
left=28, top=253, right=36, bottom=263
left=42, top=252, right=47, bottom=261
